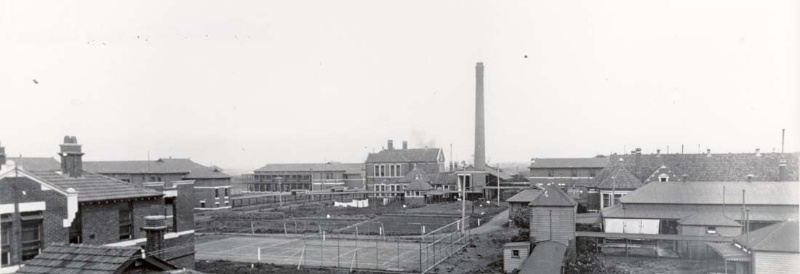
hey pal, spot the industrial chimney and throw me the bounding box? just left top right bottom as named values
left=59, top=136, right=83, bottom=178
left=475, top=62, right=486, bottom=170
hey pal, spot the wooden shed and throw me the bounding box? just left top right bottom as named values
left=530, top=184, right=577, bottom=247
left=502, top=242, right=530, bottom=273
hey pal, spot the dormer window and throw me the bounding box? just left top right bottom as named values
left=658, top=174, right=669, bottom=182
left=707, top=226, right=717, bottom=234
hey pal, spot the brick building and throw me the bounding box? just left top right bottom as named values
left=84, top=158, right=232, bottom=211
left=365, top=140, right=445, bottom=198
left=0, top=137, right=195, bottom=273
left=242, top=162, right=364, bottom=192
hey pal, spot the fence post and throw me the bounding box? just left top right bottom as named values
left=321, top=232, right=324, bottom=267
left=376, top=235, right=379, bottom=270
left=419, top=226, right=423, bottom=273
left=397, top=238, right=401, bottom=270
left=284, top=223, right=288, bottom=236
left=337, top=237, right=341, bottom=268
left=251, top=222, right=255, bottom=235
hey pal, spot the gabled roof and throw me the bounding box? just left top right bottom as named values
left=429, top=172, right=457, bottom=186
left=255, top=162, right=363, bottom=174
left=735, top=220, right=799, bottom=252
left=398, top=167, right=431, bottom=183
left=406, top=178, right=434, bottom=191
left=619, top=181, right=799, bottom=205
left=529, top=185, right=577, bottom=207
left=644, top=165, right=679, bottom=183
left=366, top=148, right=443, bottom=163
left=84, top=158, right=230, bottom=179
left=506, top=189, right=543, bottom=204
left=529, top=157, right=609, bottom=169
left=589, top=161, right=643, bottom=190
left=27, top=170, right=162, bottom=202
left=15, top=243, right=178, bottom=274
left=6, top=157, right=61, bottom=172
left=611, top=152, right=799, bottom=182
left=678, top=213, right=742, bottom=227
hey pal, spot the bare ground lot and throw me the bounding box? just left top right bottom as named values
left=603, top=256, right=709, bottom=274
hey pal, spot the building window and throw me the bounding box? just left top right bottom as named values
left=571, top=170, right=577, bottom=177
left=390, top=165, right=396, bottom=177
left=200, top=200, right=206, bottom=208
left=21, top=212, right=43, bottom=261
left=658, top=174, right=669, bottom=182
left=69, top=207, right=82, bottom=244
left=547, top=169, right=554, bottom=177
left=165, top=198, right=177, bottom=232
left=590, top=170, right=596, bottom=177
left=215, top=202, right=220, bottom=207
left=512, top=249, right=520, bottom=258
left=379, top=165, right=385, bottom=177
left=215, top=189, right=219, bottom=198
left=707, top=227, right=717, bottom=234
left=225, top=188, right=229, bottom=197
left=1, top=215, right=10, bottom=266
left=119, top=202, right=133, bottom=240
left=374, top=165, right=379, bottom=177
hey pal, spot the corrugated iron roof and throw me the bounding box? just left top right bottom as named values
left=619, top=181, right=799, bottom=205
left=600, top=204, right=796, bottom=222
left=519, top=241, right=567, bottom=274
left=736, top=220, right=799, bottom=252
left=678, top=213, right=742, bottom=227
left=529, top=157, right=609, bottom=169
left=529, top=185, right=576, bottom=207
left=506, top=189, right=543, bottom=203
left=29, top=171, right=162, bottom=202
left=589, top=162, right=643, bottom=190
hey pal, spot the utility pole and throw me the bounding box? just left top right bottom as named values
left=461, top=176, right=466, bottom=234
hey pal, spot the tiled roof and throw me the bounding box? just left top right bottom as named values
left=84, top=158, right=230, bottom=179
left=589, top=161, right=643, bottom=190
left=366, top=148, right=442, bottom=163
left=611, top=152, right=799, bottom=182
left=736, top=220, right=798, bottom=252
left=6, top=157, right=61, bottom=172
left=255, top=162, right=363, bottom=174
left=506, top=189, right=543, bottom=203
left=600, top=203, right=796, bottom=222
left=29, top=170, right=162, bottom=202
left=406, top=178, right=434, bottom=191
left=15, top=244, right=140, bottom=274
left=619, top=181, right=799, bottom=205
left=529, top=184, right=577, bottom=207
left=678, top=213, right=742, bottom=227
left=529, top=157, right=609, bottom=169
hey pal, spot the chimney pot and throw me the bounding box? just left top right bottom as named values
left=746, top=174, right=754, bottom=183
left=387, top=140, right=394, bottom=150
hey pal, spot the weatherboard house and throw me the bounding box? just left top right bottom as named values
left=708, top=220, right=799, bottom=274
left=0, top=137, right=195, bottom=272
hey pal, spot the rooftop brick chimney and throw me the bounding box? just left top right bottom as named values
left=755, top=148, right=761, bottom=157
left=143, top=215, right=167, bottom=255
left=59, top=136, right=83, bottom=178
left=0, top=141, right=6, bottom=166
left=779, top=160, right=788, bottom=181
left=387, top=140, right=394, bottom=150
left=402, top=141, right=408, bottom=150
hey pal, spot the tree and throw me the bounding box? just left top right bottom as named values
left=565, top=238, right=629, bottom=274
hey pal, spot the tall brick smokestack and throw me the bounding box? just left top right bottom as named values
left=475, top=62, right=486, bottom=170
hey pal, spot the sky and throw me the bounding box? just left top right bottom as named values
left=1, top=0, right=798, bottom=171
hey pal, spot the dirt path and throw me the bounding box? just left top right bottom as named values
left=469, top=209, right=509, bottom=234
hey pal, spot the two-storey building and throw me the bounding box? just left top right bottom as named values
left=365, top=140, right=445, bottom=198
left=0, top=137, right=195, bottom=273
left=243, top=162, right=364, bottom=192
left=84, top=158, right=231, bottom=211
